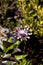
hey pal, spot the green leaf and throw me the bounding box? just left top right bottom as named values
left=15, top=54, right=28, bottom=60
left=8, top=37, right=13, bottom=43
left=6, top=41, right=21, bottom=53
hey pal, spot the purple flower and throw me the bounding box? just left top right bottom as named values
left=14, top=26, right=32, bottom=41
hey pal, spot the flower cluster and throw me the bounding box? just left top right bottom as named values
left=0, top=26, right=32, bottom=48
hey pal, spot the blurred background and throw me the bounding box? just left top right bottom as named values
left=0, top=0, right=43, bottom=65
